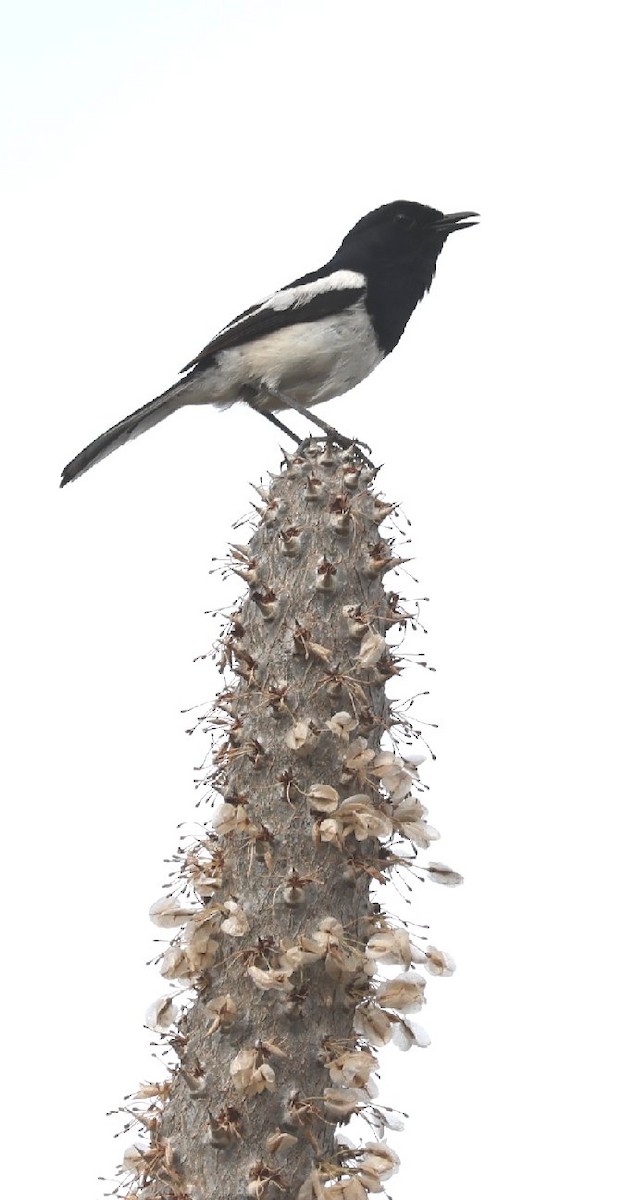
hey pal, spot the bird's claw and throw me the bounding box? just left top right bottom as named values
left=297, top=433, right=375, bottom=468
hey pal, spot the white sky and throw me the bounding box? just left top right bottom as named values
left=2, top=1, right=633, bottom=1196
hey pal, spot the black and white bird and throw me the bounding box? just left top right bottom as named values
left=60, top=200, right=477, bottom=486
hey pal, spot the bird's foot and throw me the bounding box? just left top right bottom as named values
left=296, top=433, right=375, bottom=468
left=262, top=387, right=373, bottom=463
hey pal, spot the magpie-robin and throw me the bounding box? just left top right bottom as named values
left=60, top=200, right=477, bottom=485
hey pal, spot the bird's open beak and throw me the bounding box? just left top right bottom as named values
left=434, top=211, right=480, bottom=233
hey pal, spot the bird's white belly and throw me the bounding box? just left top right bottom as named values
left=183, top=301, right=383, bottom=410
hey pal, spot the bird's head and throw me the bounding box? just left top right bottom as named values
left=335, top=200, right=479, bottom=271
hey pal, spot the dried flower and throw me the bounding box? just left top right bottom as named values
left=391, top=796, right=438, bottom=847
left=279, top=935, right=325, bottom=970
left=205, top=993, right=237, bottom=1033
left=353, top=1002, right=394, bottom=1046
left=220, top=900, right=249, bottom=937
left=229, top=1048, right=276, bottom=1096
left=314, top=816, right=341, bottom=844
left=338, top=796, right=393, bottom=841
left=159, top=945, right=199, bottom=983
left=342, top=604, right=369, bottom=637
left=423, top=946, right=457, bottom=976
left=285, top=721, right=318, bottom=754
left=326, top=711, right=358, bottom=741
left=370, top=751, right=419, bottom=801
left=376, top=972, right=426, bottom=1014
left=366, top=928, right=413, bottom=967
left=187, top=860, right=223, bottom=897
left=145, top=996, right=179, bottom=1031
left=307, top=784, right=340, bottom=813
left=342, top=738, right=375, bottom=785
left=327, top=1049, right=377, bottom=1087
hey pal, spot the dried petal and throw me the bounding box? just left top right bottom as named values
left=149, top=897, right=200, bottom=928
left=359, top=1142, right=400, bottom=1180
left=391, top=796, right=428, bottom=823
left=341, top=1180, right=369, bottom=1200
left=322, top=1087, right=363, bottom=1118
left=229, top=1051, right=255, bottom=1080
left=132, top=1081, right=170, bottom=1100
left=260, top=1039, right=287, bottom=1059
left=391, top=1016, right=431, bottom=1051
left=398, top=818, right=440, bottom=848
left=247, top=965, right=293, bottom=992
left=185, top=939, right=219, bottom=973
left=122, top=1144, right=148, bottom=1174
left=214, top=802, right=254, bottom=836
left=401, top=751, right=426, bottom=767
left=297, top=1170, right=326, bottom=1200
left=315, top=817, right=341, bottom=844
left=249, top=1063, right=276, bottom=1094
left=357, top=630, right=386, bottom=668
left=315, top=916, right=345, bottom=940
left=160, top=945, right=198, bottom=982
left=425, top=862, right=464, bottom=887
left=373, top=1107, right=406, bottom=1133
left=307, top=784, right=340, bottom=813
left=279, top=935, right=325, bottom=969
left=265, top=1129, right=298, bottom=1155
left=188, top=861, right=223, bottom=896
left=306, top=641, right=332, bottom=664
left=184, top=908, right=222, bottom=954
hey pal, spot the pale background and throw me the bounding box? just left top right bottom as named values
left=2, top=1, right=633, bottom=1196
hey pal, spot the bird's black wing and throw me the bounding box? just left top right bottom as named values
left=180, top=268, right=367, bottom=376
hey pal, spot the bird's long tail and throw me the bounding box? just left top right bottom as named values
left=60, top=386, right=188, bottom=487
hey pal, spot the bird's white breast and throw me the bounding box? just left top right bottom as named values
left=187, top=299, right=384, bottom=410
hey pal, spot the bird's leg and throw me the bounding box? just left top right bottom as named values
left=264, top=387, right=373, bottom=457
left=244, top=395, right=302, bottom=444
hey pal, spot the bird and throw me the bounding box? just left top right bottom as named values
left=60, top=200, right=478, bottom=486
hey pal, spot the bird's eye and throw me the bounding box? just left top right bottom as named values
left=394, top=212, right=416, bottom=230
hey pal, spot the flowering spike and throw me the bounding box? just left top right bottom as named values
left=113, top=444, right=459, bottom=1200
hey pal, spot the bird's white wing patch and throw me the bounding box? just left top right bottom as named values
left=180, top=271, right=367, bottom=375
left=267, top=270, right=367, bottom=312
left=219, top=270, right=367, bottom=332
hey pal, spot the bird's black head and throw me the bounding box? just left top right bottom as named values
left=336, top=200, right=478, bottom=267
left=331, top=199, right=478, bottom=354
